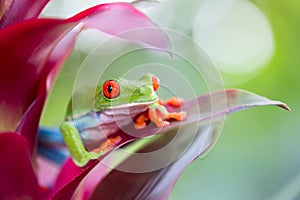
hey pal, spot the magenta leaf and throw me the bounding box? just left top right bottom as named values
left=0, top=132, right=41, bottom=199
left=51, top=159, right=99, bottom=200
left=89, top=125, right=219, bottom=200
left=169, top=88, right=290, bottom=129
left=68, top=3, right=170, bottom=50
left=15, top=94, right=46, bottom=156
left=0, top=0, right=50, bottom=28
left=0, top=0, right=12, bottom=19
left=0, top=19, right=82, bottom=131
left=79, top=89, right=288, bottom=199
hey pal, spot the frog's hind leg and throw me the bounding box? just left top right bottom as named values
left=60, top=122, right=120, bottom=167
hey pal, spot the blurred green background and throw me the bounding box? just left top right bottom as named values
left=41, top=0, right=300, bottom=199
left=169, top=1, right=300, bottom=200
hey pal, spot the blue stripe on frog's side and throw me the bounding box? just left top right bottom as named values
left=72, top=111, right=102, bottom=132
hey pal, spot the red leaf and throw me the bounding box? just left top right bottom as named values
left=82, top=89, right=289, bottom=199
left=52, top=158, right=99, bottom=199
left=68, top=3, right=170, bottom=50
left=0, top=19, right=82, bottom=131
left=89, top=125, right=218, bottom=200
left=16, top=94, right=46, bottom=156
left=0, top=132, right=41, bottom=199
left=0, top=0, right=50, bottom=28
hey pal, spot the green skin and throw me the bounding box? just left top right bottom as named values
left=60, top=74, right=167, bottom=167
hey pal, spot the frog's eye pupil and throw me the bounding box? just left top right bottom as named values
left=107, top=85, right=113, bottom=94
left=103, top=80, right=120, bottom=99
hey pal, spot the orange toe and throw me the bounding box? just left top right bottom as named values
left=164, top=97, right=184, bottom=107
left=167, top=111, right=187, bottom=121
left=134, top=112, right=149, bottom=129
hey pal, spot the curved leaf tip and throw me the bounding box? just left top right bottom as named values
left=276, top=102, right=290, bottom=111
left=225, top=89, right=290, bottom=112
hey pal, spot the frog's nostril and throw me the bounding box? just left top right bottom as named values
left=137, top=87, right=146, bottom=95
left=134, top=87, right=150, bottom=97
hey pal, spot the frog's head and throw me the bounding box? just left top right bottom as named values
left=94, top=73, right=160, bottom=111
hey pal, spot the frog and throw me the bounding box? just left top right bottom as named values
left=60, top=73, right=186, bottom=167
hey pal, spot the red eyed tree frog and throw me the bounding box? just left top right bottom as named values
left=60, top=73, right=186, bottom=167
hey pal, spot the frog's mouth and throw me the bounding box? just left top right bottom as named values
left=102, top=98, right=158, bottom=110
left=99, top=98, right=158, bottom=118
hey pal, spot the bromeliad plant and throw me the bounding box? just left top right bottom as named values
left=0, top=1, right=289, bottom=199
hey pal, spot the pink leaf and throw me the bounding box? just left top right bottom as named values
left=15, top=94, right=46, bottom=156
left=0, top=132, right=41, bottom=199
left=0, top=19, right=82, bottom=131
left=0, top=0, right=50, bottom=28
left=68, top=3, right=170, bottom=50
left=89, top=125, right=218, bottom=200
left=81, top=89, right=289, bottom=199
left=52, top=158, right=99, bottom=199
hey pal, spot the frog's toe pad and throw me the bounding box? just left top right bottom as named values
left=167, top=111, right=187, bottom=121
left=164, top=97, right=184, bottom=107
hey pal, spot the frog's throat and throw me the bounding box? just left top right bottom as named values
left=97, top=98, right=158, bottom=111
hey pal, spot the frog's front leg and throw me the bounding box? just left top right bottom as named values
left=159, top=97, right=184, bottom=108
left=60, top=122, right=120, bottom=167
left=149, top=103, right=187, bottom=127
left=134, top=101, right=187, bottom=128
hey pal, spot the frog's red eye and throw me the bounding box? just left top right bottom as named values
left=152, top=75, right=160, bottom=91
left=103, top=80, right=120, bottom=99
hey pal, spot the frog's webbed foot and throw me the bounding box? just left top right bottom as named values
left=159, top=97, right=184, bottom=108
left=148, top=104, right=170, bottom=128
left=149, top=103, right=187, bottom=128
left=134, top=99, right=187, bottom=129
